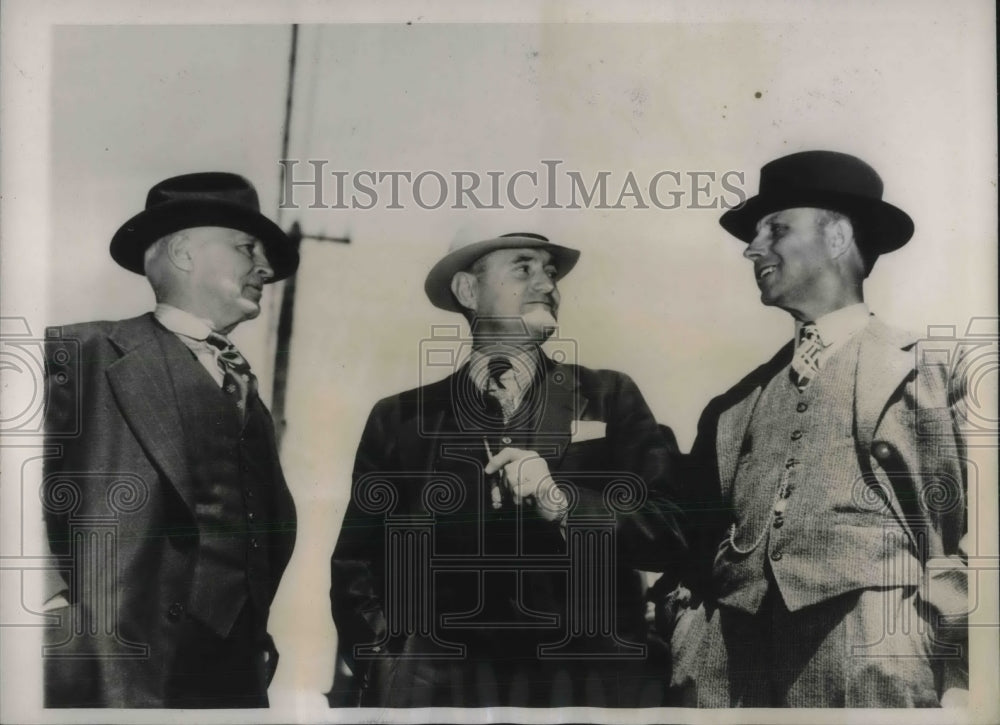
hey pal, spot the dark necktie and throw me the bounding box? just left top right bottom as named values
left=484, top=355, right=517, bottom=423
left=206, top=332, right=258, bottom=416
left=789, top=323, right=825, bottom=392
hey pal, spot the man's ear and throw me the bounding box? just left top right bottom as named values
left=824, top=215, right=855, bottom=259
left=450, top=271, right=478, bottom=313
left=165, top=231, right=194, bottom=272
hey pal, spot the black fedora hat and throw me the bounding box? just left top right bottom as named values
left=720, top=150, right=914, bottom=258
left=110, top=172, right=299, bottom=281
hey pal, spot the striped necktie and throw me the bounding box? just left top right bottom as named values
left=789, top=323, right=826, bottom=392
left=206, top=332, right=258, bottom=415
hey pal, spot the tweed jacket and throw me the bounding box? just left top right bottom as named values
left=330, top=355, right=687, bottom=705
left=42, top=313, right=297, bottom=707
left=685, top=317, right=968, bottom=651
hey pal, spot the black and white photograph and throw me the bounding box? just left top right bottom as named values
left=1, top=1, right=997, bottom=723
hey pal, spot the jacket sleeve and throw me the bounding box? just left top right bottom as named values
left=42, top=332, right=83, bottom=594
left=912, top=345, right=973, bottom=689
left=584, top=371, right=688, bottom=577
left=329, top=398, right=396, bottom=679
left=676, top=395, right=732, bottom=600
left=863, top=344, right=971, bottom=693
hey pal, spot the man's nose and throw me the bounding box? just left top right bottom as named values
left=254, top=246, right=274, bottom=281
left=531, top=269, right=556, bottom=293
left=743, top=232, right=768, bottom=260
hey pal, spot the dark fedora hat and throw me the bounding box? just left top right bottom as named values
left=110, top=172, right=299, bottom=281
left=425, top=232, right=580, bottom=312
left=720, top=150, right=914, bottom=258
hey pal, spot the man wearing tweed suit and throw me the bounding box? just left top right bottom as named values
left=673, top=151, right=968, bottom=707
left=42, top=173, right=298, bottom=707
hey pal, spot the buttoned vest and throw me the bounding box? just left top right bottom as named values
left=715, top=334, right=921, bottom=614
left=172, top=355, right=280, bottom=639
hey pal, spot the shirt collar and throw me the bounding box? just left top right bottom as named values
left=467, top=344, right=541, bottom=392
left=153, top=303, right=217, bottom=341
left=795, top=302, right=871, bottom=347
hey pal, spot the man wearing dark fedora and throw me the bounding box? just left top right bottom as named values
left=330, top=231, right=687, bottom=707
left=670, top=151, right=968, bottom=706
left=42, top=172, right=298, bottom=707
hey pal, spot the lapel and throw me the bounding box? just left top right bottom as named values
left=105, top=313, right=198, bottom=513
left=397, top=373, right=452, bottom=471
left=853, top=317, right=918, bottom=451
left=533, top=357, right=588, bottom=469
left=716, top=341, right=794, bottom=498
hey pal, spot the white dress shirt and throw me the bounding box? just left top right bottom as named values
left=794, top=302, right=872, bottom=368
left=153, top=303, right=226, bottom=386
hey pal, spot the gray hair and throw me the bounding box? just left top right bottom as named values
left=143, top=230, right=187, bottom=300
left=815, top=209, right=868, bottom=279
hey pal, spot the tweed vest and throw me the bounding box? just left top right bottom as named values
left=715, top=333, right=921, bottom=614
left=172, top=356, right=280, bottom=640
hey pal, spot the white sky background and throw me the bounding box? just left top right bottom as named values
left=2, top=1, right=997, bottom=723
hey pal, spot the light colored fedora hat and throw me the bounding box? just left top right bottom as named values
left=424, top=232, right=580, bottom=312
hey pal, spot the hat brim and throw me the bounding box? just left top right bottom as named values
left=109, top=200, right=299, bottom=281
left=425, top=235, right=581, bottom=312
left=719, top=191, right=914, bottom=255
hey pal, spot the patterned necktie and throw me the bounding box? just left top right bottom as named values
left=789, top=322, right=826, bottom=392
left=484, top=355, right=518, bottom=423
left=206, top=332, right=258, bottom=415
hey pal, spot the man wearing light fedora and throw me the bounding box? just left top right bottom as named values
left=330, top=231, right=687, bottom=707
left=42, top=172, right=298, bottom=707
left=671, top=151, right=969, bottom=706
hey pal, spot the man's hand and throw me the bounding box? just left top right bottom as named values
left=485, top=447, right=568, bottom=523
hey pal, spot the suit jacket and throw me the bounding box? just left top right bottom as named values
left=331, top=355, right=686, bottom=706
left=684, top=317, right=967, bottom=672
left=42, top=313, right=297, bottom=707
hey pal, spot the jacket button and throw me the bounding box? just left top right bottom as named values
left=167, top=602, right=185, bottom=621
left=873, top=442, right=893, bottom=462
left=247, top=511, right=256, bottom=522
left=796, top=402, right=808, bottom=413
left=250, top=538, right=261, bottom=549
left=790, top=430, right=802, bottom=441
left=770, top=550, right=783, bottom=561
left=773, top=518, right=784, bottom=529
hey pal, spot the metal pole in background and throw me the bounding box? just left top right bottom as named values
left=271, top=26, right=350, bottom=447
left=271, top=24, right=300, bottom=448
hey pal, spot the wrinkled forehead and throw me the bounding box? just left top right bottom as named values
left=754, top=207, right=833, bottom=234
left=184, top=226, right=262, bottom=247
left=476, top=247, right=555, bottom=269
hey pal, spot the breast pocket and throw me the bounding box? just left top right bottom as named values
left=557, top=437, right=611, bottom=473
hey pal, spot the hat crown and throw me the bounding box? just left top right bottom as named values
left=759, top=150, right=884, bottom=201
left=445, top=231, right=549, bottom=255
left=718, top=149, right=914, bottom=269
left=145, top=172, right=261, bottom=213
left=111, top=171, right=299, bottom=280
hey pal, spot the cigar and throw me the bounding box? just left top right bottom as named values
left=483, top=437, right=503, bottom=509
